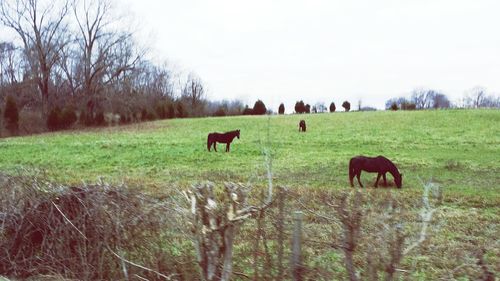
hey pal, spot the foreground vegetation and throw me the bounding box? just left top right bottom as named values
left=0, top=109, right=498, bottom=280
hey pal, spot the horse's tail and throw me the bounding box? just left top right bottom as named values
left=207, top=134, right=212, bottom=151
left=349, top=158, right=355, bottom=187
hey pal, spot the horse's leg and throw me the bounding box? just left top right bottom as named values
left=226, top=143, right=230, bottom=152
left=213, top=142, right=217, bottom=152
left=375, top=173, right=382, bottom=187
left=356, top=171, right=363, bottom=188
left=383, top=173, right=387, bottom=186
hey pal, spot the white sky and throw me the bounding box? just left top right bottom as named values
left=122, top=0, right=500, bottom=111
left=3, top=0, right=500, bottom=111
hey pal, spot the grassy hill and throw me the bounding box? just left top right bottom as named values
left=0, top=109, right=498, bottom=279
left=0, top=109, right=498, bottom=193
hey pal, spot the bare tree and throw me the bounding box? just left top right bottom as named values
left=314, top=102, right=327, bottom=113
left=0, top=0, right=70, bottom=116
left=71, top=0, right=140, bottom=114
left=466, top=87, right=486, bottom=108
left=411, top=88, right=437, bottom=109
left=432, top=93, right=450, bottom=109
left=181, top=72, right=205, bottom=116
left=132, top=61, right=174, bottom=98
left=463, top=86, right=499, bottom=108
left=0, top=41, right=23, bottom=85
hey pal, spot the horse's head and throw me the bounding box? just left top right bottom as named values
left=395, top=173, right=403, bottom=188
left=236, top=129, right=240, bottom=139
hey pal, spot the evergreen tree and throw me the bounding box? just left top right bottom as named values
left=278, top=103, right=285, bottom=114
left=305, top=104, right=311, bottom=113
left=295, top=100, right=305, bottom=113
left=342, top=101, right=351, bottom=112
left=243, top=105, right=253, bottom=115
left=329, top=102, right=336, bottom=112
left=252, top=100, right=267, bottom=115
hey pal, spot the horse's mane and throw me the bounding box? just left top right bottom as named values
left=379, top=156, right=400, bottom=175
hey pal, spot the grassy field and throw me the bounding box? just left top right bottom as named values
left=0, top=109, right=498, bottom=192
left=0, top=109, right=499, bottom=279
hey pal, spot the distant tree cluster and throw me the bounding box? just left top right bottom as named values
left=461, top=87, right=500, bottom=108
left=385, top=87, right=499, bottom=111
left=280, top=99, right=355, bottom=114
left=238, top=99, right=269, bottom=116
left=294, top=101, right=312, bottom=114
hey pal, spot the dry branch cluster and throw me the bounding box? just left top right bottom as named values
left=0, top=173, right=190, bottom=280
left=0, top=173, right=496, bottom=281
left=185, top=182, right=273, bottom=281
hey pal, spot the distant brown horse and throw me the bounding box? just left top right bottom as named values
left=207, top=130, right=240, bottom=152
left=299, top=120, right=306, bottom=132
left=349, top=155, right=402, bottom=188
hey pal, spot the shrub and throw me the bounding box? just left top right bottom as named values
left=144, top=109, right=157, bottom=121
left=390, top=102, right=398, bottom=111
left=305, top=104, right=311, bottom=113
left=278, top=103, right=285, bottom=114
left=402, top=102, right=416, bottom=110
left=47, top=106, right=77, bottom=131
left=359, top=106, right=377, bottom=111
left=47, top=106, right=62, bottom=131
left=295, top=100, right=305, bottom=114
left=0, top=174, right=193, bottom=280
left=155, top=102, right=167, bottom=119
left=176, top=102, right=185, bottom=118
left=342, top=101, right=351, bottom=112
left=141, top=108, right=148, bottom=121
left=120, top=114, right=131, bottom=124
left=141, top=108, right=157, bottom=121
left=4, top=95, right=19, bottom=134
left=80, top=110, right=95, bottom=126
left=214, top=106, right=226, bottom=117
left=94, top=111, right=105, bottom=126
left=243, top=105, right=253, bottom=115
left=167, top=102, right=176, bottom=119
left=61, top=106, right=77, bottom=129
left=252, top=99, right=267, bottom=115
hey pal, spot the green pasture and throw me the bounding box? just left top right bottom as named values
left=0, top=109, right=498, bottom=196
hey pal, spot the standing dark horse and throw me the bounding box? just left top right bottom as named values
left=349, top=155, right=403, bottom=188
left=299, top=120, right=306, bottom=132
left=207, top=129, right=240, bottom=152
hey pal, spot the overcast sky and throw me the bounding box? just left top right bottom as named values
left=4, top=0, right=500, bottom=112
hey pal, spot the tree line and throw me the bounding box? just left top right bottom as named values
left=385, top=87, right=500, bottom=111
left=0, top=0, right=248, bottom=136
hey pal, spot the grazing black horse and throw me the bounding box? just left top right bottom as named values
left=349, top=155, right=403, bottom=188
left=299, top=120, right=306, bottom=132
left=207, top=129, right=240, bottom=152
